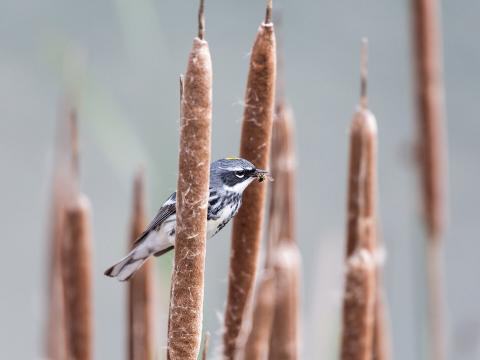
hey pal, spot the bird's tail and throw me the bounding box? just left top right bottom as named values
left=105, top=230, right=174, bottom=281
left=104, top=250, right=147, bottom=281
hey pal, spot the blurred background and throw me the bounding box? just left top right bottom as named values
left=1, top=0, right=479, bottom=359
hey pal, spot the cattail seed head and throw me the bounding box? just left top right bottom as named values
left=223, top=8, right=277, bottom=358
left=167, top=4, right=212, bottom=357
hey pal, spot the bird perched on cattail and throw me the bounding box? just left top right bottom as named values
left=105, top=158, right=270, bottom=281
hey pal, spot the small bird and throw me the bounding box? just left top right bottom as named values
left=105, top=157, right=269, bottom=281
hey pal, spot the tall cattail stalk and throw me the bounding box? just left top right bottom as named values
left=267, top=104, right=300, bottom=360
left=340, top=40, right=377, bottom=360
left=411, top=1, right=447, bottom=359
left=167, top=0, right=212, bottom=358
left=45, top=168, right=67, bottom=360
left=223, top=1, right=276, bottom=357
left=411, top=0, right=445, bottom=244
left=128, top=170, right=155, bottom=360
left=60, top=109, right=93, bottom=360
left=45, top=105, right=78, bottom=360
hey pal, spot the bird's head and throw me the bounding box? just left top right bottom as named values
left=210, top=157, right=271, bottom=194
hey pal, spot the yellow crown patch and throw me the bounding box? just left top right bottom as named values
left=225, top=156, right=240, bottom=160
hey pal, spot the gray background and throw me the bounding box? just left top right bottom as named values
left=0, top=0, right=479, bottom=359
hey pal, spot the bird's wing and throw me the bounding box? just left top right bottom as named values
left=133, top=192, right=176, bottom=246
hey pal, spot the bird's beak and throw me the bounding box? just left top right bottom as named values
left=254, top=169, right=272, bottom=182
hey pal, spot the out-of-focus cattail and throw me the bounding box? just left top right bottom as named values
left=411, top=1, right=447, bottom=359
left=128, top=170, right=155, bottom=360
left=411, top=0, right=445, bottom=244
left=60, top=108, right=93, bottom=360
left=45, top=105, right=78, bottom=360
left=223, top=1, right=276, bottom=357
left=242, top=269, right=276, bottom=359
left=341, top=251, right=376, bottom=360
left=167, top=0, right=212, bottom=358
left=241, top=24, right=297, bottom=359
left=340, top=40, right=377, bottom=360
left=267, top=104, right=300, bottom=360
left=62, top=195, right=93, bottom=360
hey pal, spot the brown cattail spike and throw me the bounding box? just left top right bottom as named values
left=340, top=43, right=379, bottom=360
left=345, top=109, right=377, bottom=257
left=223, top=8, right=276, bottom=359
left=265, top=0, right=273, bottom=24
left=62, top=195, right=93, bottom=360
left=167, top=17, right=212, bottom=360
left=128, top=169, right=155, bottom=360
left=341, top=251, right=376, bottom=360
left=411, top=0, right=445, bottom=242
left=360, top=38, right=368, bottom=110
left=198, top=0, right=205, bottom=40
left=45, top=104, right=77, bottom=360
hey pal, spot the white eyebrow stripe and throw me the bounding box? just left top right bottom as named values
left=219, top=166, right=244, bottom=171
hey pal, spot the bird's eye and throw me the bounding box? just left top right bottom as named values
left=235, top=171, right=245, bottom=178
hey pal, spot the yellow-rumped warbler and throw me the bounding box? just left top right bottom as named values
left=105, top=158, right=269, bottom=281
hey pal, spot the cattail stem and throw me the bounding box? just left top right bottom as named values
left=198, top=0, right=205, bottom=40
left=62, top=195, right=93, bottom=360
left=360, top=38, right=368, bottom=110
left=265, top=0, right=273, bottom=24
left=425, top=238, right=446, bottom=360
left=128, top=170, right=155, bottom=360
left=411, top=0, right=447, bottom=358
left=340, top=42, right=378, bottom=360
left=167, top=2, right=212, bottom=357
left=223, top=3, right=276, bottom=358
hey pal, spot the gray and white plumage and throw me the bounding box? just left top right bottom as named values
left=105, top=158, right=268, bottom=281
